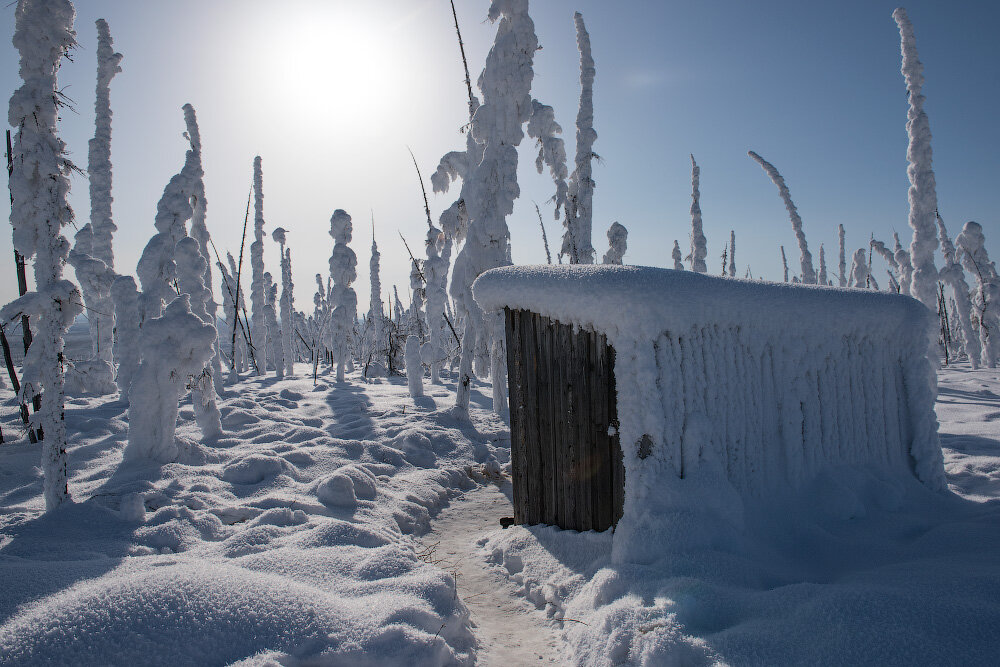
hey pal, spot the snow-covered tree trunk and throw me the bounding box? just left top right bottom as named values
left=5, top=0, right=82, bottom=509
left=328, top=210, right=357, bottom=382
left=136, top=106, right=202, bottom=323
left=67, top=223, right=115, bottom=394
left=183, top=105, right=223, bottom=396
left=936, top=214, right=980, bottom=368
left=409, top=259, right=425, bottom=342
left=66, top=18, right=121, bottom=395
left=451, top=0, right=538, bottom=415
left=780, top=246, right=789, bottom=282
left=748, top=151, right=816, bottom=284
left=250, top=156, right=266, bottom=375
left=110, top=275, right=139, bottom=399
left=838, top=224, right=847, bottom=287
left=273, top=228, right=295, bottom=376
left=818, top=244, right=828, bottom=285
left=364, top=233, right=387, bottom=377
left=728, top=230, right=736, bottom=277
left=894, top=232, right=913, bottom=295
left=602, top=222, right=627, bottom=265
left=124, top=295, right=217, bottom=463
left=406, top=335, right=423, bottom=398
left=175, top=237, right=222, bottom=440
left=264, top=273, right=281, bottom=377
left=689, top=154, right=707, bottom=273
left=894, top=7, right=939, bottom=309
left=565, top=11, right=597, bottom=265
left=672, top=240, right=683, bottom=271
left=421, top=225, right=448, bottom=383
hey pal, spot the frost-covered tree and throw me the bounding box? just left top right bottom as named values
left=406, top=335, right=423, bottom=398
left=894, top=7, right=939, bottom=309
left=563, top=11, right=597, bottom=265
left=780, top=246, right=789, bottom=282
left=672, top=240, right=684, bottom=271
left=328, top=210, right=357, bottom=382
left=818, top=244, right=828, bottom=285
left=527, top=100, right=569, bottom=240
left=123, top=295, right=217, bottom=463
left=451, top=0, right=538, bottom=415
left=264, top=272, right=281, bottom=377
left=272, top=227, right=295, bottom=376
left=956, top=221, right=999, bottom=367
left=848, top=248, right=878, bottom=289
left=936, top=214, right=980, bottom=368
left=175, top=237, right=222, bottom=440
left=409, top=257, right=425, bottom=341
left=893, top=232, right=913, bottom=295
left=871, top=238, right=901, bottom=277
left=249, top=156, right=267, bottom=375
left=219, top=254, right=247, bottom=377
left=67, top=223, right=115, bottom=394
left=111, top=275, right=139, bottom=399
left=3, top=0, right=82, bottom=509
left=728, top=230, right=736, bottom=277
left=838, top=224, right=847, bottom=287
left=66, top=18, right=121, bottom=395
left=748, top=151, right=816, bottom=284
left=422, top=225, right=449, bottom=383
left=602, top=222, right=627, bottom=265
left=183, top=104, right=223, bottom=395
left=362, top=230, right=388, bottom=377
left=689, top=154, right=707, bottom=273
left=136, top=106, right=202, bottom=322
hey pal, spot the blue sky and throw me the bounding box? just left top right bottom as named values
left=2, top=0, right=997, bottom=309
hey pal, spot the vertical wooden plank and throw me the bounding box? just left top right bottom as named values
left=578, top=326, right=595, bottom=531
left=562, top=320, right=579, bottom=530
left=503, top=308, right=524, bottom=523
left=521, top=311, right=542, bottom=525
left=534, top=313, right=554, bottom=525
left=591, top=329, right=612, bottom=531
left=608, top=344, right=625, bottom=527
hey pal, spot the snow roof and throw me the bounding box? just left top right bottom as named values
left=473, top=265, right=932, bottom=343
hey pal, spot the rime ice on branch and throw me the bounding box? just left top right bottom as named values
left=328, top=210, right=357, bottom=382
left=688, top=155, right=707, bottom=273
left=838, top=224, right=847, bottom=287
left=4, top=0, right=82, bottom=509
left=672, top=240, right=684, bottom=271
left=893, top=7, right=939, bottom=309
left=748, top=151, right=816, bottom=284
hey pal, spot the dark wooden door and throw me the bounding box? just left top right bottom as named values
left=504, top=308, right=624, bottom=532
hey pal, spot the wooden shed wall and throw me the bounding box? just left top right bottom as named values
left=504, top=308, right=624, bottom=532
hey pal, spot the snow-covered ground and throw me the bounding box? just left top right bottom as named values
left=1, top=349, right=999, bottom=664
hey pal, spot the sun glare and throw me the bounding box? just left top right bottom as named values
left=253, top=9, right=402, bottom=135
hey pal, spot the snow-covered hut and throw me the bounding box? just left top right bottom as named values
left=473, top=265, right=944, bottom=535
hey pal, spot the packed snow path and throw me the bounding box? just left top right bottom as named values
left=418, top=483, right=565, bottom=665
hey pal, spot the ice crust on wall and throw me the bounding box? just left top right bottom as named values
left=474, top=265, right=945, bottom=557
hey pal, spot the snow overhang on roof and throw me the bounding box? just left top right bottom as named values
left=473, top=264, right=932, bottom=344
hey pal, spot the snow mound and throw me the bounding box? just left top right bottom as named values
left=0, top=560, right=469, bottom=665
left=222, top=454, right=286, bottom=485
